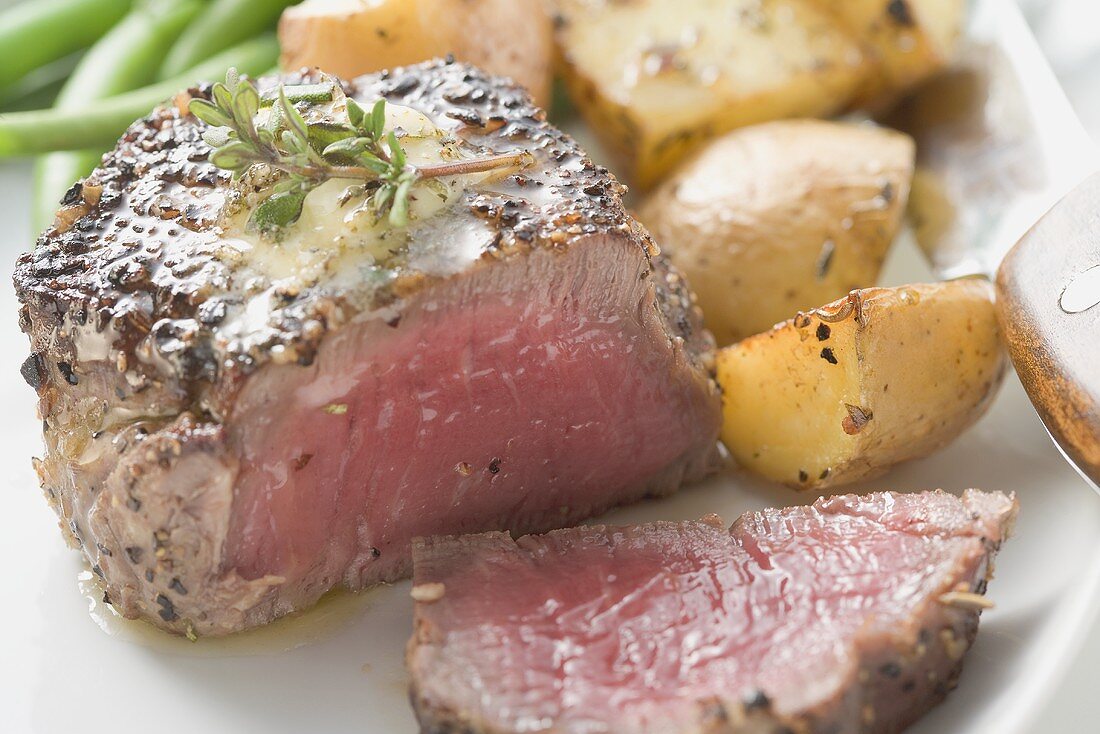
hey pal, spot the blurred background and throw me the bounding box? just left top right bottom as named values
left=1019, top=0, right=1100, bottom=142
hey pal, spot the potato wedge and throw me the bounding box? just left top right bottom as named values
left=717, top=281, right=1005, bottom=490
left=279, top=0, right=554, bottom=107
left=639, top=120, right=915, bottom=346
left=548, top=0, right=867, bottom=189
left=808, top=0, right=966, bottom=107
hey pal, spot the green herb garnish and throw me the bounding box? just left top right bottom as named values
left=189, top=69, right=532, bottom=234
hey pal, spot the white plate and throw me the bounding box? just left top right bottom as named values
left=0, top=157, right=1098, bottom=733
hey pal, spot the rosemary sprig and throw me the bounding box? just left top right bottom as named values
left=189, top=69, right=531, bottom=233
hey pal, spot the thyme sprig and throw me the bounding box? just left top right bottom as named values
left=189, top=69, right=531, bottom=233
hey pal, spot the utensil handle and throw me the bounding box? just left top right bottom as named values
left=997, top=172, right=1100, bottom=485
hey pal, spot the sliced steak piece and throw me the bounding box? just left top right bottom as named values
left=409, top=489, right=1017, bottom=734
left=14, top=59, right=722, bottom=636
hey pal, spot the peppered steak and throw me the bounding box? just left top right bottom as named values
left=409, top=490, right=1017, bottom=734
left=14, top=59, right=722, bottom=636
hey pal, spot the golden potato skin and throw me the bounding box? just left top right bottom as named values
left=279, top=0, right=554, bottom=107
left=639, top=120, right=915, bottom=346
left=548, top=0, right=867, bottom=189
left=808, top=0, right=966, bottom=107
left=717, top=281, right=1006, bottom=490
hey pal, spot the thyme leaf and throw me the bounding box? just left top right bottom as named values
left=248, top=184, right=314, bottom=233
left=190, top=69, right=533, bottom=235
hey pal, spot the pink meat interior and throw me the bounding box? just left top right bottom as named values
left=223, top=240, right=718, bottom=599
left=411, top=492, right=1009, bottom=731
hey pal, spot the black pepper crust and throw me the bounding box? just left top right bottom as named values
left=15, top=60, right=722, bottom=636
left=13, top=59, right=657, bottom=406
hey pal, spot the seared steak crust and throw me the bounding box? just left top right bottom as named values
left=15, top=60, right=721, bottom=635
left=16, top=59, right=691, bottom=399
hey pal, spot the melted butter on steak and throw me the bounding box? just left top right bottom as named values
left=15, top=60, right=720, bottom=636
left=211, top=101, right=526, bottom=364
left=18, top=60, right=640, bottom=403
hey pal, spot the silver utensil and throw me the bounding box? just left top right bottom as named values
left=890, top=0, right=1100, bottom=486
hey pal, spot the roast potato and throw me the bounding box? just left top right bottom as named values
left=808, top=0, right=966, bottom=107
left=639, top=120, right=915, bottom=346
left=547, top=0, right=867, bottom=189
left=717, top=280, right=1005, bottom=490
left=279, top=0, right=554, bottom=107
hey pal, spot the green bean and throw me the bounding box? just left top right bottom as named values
left=0, top=53, right=83, bottom=111
left=56, top=1, right=206, bottom=107
left=3, top=78, right=66, bottom=112
left=160, top=0, right=297, bottom=79
left=0, top=0, right=133, bottom=90
left=0, top=34, right=279, bottom=159
left=33, top=1, right=207, bottom=230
